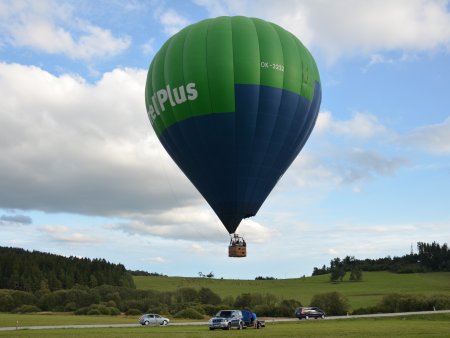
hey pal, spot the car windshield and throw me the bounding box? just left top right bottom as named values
left=217, top=310, right=233, bottom=318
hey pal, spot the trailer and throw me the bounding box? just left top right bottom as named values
left=241, top=309, right=265, bottom=329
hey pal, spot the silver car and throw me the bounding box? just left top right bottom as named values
left=139, top=313, right=170, bottom=326
left=208, top=310, right=244, bottom=330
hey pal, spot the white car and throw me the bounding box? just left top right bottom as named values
left=139, top=313, right=170, bottom=326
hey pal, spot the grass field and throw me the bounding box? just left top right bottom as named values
left=133, top=271, right=450, bottom=310
left=0, top=313, right=137, bottom=328
left=0, top=314, right=449, bottom=337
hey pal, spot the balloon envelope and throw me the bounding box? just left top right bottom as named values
left=145, top=16, right=321, bottom=234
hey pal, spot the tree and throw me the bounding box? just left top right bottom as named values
left=310, top=292, right=349, bottom=316
left=329, top=258, right=346, bottom=282
left=199, top=288, right=221, bottom=305
left=174, top=287, right=198, bottom=303
left=349, top=267, right=363, bottom=281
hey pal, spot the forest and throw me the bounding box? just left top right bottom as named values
left=0, top=247, right=135, bottom=292
left=312, top=241, right=450, bottom=276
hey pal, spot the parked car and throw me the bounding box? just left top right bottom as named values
left=294, top=307, right=326, bottom=319
left=139, top=313, right=170, bottom=325
left=208, top=310, right=244, bottom=330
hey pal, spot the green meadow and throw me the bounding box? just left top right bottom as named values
left=0, top=271, right=449, bottom=336
left=0, top=314, right=449, bottom=337
left=133, top=271, right=450, bottom=310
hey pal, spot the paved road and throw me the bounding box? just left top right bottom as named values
left=1, top=310, right=449, bottom=332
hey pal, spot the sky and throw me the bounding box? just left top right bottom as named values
left=1, top=0, right=450, bottom=280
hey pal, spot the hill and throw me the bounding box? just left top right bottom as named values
left=0, top=246, right=135, bottom=291
left=0, top=245, right=449, bottom=316
left=133, top=271, right=450, bottom=310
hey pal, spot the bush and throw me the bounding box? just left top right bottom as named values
left=352, top=306, right=380, bottom=315
left=12, top=305, right=41, bottom=313
left=74, top=306, right=89, bottom=315
left=39, top=288, right=99, bottom=311
left=277, top=299, right=302, bottom=317
left=173, top=308, right=204, bottom=319
left=253, top=304, right=277, bottom=317
left=74, top=304, right=121, bottom=315
left=201, top=304, right=223, bottom=316
left=174, top=288, right=198, bottom=303
left=87, top=308, right=101, bottom=315
left=0, top=292, right=15, bottom=312
left=64, top=302, right=77, bottom=312
left=310, top=292, right=350, bottom=316
left=353, top=293, right=450, bottom=315
left=108, top=307, right=121, bottom=315
left=379, top=293, right=445, bottom=313
left=199, top=288, right=221, bottom=305
left=428, top=294, right=450, bottom=310
left=126, top=308, right=142, bottom=316
left=10, top=290, right=37, bottom=308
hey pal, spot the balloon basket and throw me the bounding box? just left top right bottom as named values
left=228, top=234, right=246, bottom=258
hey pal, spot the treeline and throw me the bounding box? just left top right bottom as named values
left=311, top=291, right=450, bottom=316
left=0, top=247, right=135, bottom=292
left=353, top=293, right=450, bottom=315
left=1, top=284, right=449, bottom=318
left=0, top=285, right=303, bottom=318
left=312, top=241, right=450, bottom=276
left=128, top=270, right=167, bottom=277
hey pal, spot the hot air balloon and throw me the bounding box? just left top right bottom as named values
left=145, top=16, right=321, bottom=257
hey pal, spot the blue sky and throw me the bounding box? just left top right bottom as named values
left=1, top=0, right=449, bottom=279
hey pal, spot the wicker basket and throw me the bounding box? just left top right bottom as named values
left=228, top=244, right=247, bottom=257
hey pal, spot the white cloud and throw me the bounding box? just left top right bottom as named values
left=341, top=148, right=410, bottom=181
left=113, top=206, right=275, bottom=244
left=401, top=117, right=450, bottom=154
left=0, top=62, right=286, bottom=244
left=0, top=62, right=197, bottom=217
left=41, top=225, right=100, bottom=243
left=160, top=9, right=191, bottom=35
left=193, top=0, right=248, bottom=17
left=0, top=0, right=130, bottom=59
left=115, top=207, right=225, bottom=242
left=142, top=256, right=166, bottom=264
left=141, top=38, right=155, bottom=56
left=315, top=111, right=387, bottom=139
left=284, top=110, right=409, bottom=191
left=237, top=219, right=278, bottom=243
left=288, top=147, right=409, bottom=191
left=195, top=0, right=450, bottom=61
left=188, top=243, right=206, bottom=254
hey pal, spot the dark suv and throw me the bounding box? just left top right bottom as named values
left=294, top=307, right=326, bottom=319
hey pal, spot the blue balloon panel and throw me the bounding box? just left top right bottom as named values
left=159, top=83, right=322, bottom=234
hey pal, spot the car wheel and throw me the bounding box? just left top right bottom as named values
left=227, top=322, right=231, bottom=330
left=321, top=315, right=325, bottom=319
left=238, top=322, right=243, bottom=330
left=144, top=320, right=149, bottom=325
left=305, top=315, right=309, bottom=320
left=209, top=327, right=214, bottom=330
left=161, top=320, right=168, bottom=326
